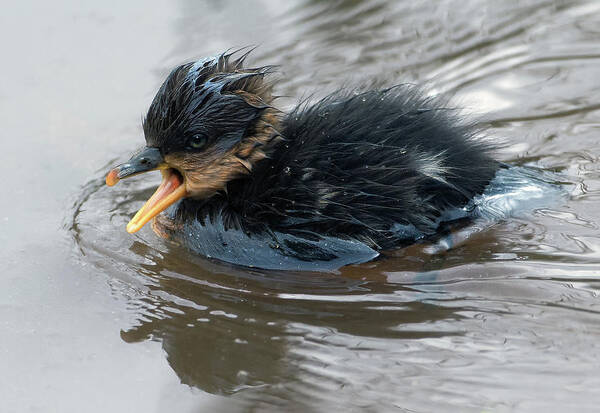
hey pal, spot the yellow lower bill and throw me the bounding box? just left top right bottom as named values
left=126, top=169, right=187, bottom=233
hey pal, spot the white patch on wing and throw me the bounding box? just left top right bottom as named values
left=413, top=150, right=451, bottom=184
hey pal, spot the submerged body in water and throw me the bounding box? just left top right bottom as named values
left=105, top=51, right=559, bottom=270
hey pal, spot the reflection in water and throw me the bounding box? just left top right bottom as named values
left=68, top=0, right=600, bottom=410
left=117, top=251, right=482, bottom=409
left=118, top=245, right=466, bottom=396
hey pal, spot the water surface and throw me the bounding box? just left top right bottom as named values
left=3, top=1, right=600, bottom=412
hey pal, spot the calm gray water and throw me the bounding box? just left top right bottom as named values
left=2, top=1, right=600, bottom=412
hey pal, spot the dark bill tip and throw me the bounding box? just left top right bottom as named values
left=105, top=146, right=165, bottom=186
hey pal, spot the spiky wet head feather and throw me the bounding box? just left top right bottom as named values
left=143, top=50, right=276, bottom=154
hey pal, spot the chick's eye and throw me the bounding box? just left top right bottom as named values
left=189, top=134, right=207, bottom=149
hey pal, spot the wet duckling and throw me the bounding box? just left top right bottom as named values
left=106, top=51, right=500, bottom=270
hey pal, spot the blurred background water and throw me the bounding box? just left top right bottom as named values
left=2, top=1, right=600, bottom=412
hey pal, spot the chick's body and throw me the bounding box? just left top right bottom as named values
left=108, top=51, right=499, bottom=268
left=171, top=87, right=498, bottom=251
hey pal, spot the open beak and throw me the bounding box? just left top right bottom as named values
left=105, top=147, right=187, bottom=233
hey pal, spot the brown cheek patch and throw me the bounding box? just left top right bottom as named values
left=164, top=107, right=283, bottom=200
left=165, top=150, right=231, bottom=198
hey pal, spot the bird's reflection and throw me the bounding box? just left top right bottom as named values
left=119, top=241, right=468, bottom=395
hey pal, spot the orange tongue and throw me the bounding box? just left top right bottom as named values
left=126, top=170, right=187, bottom=233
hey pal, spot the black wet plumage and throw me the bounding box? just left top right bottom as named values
left=228, top=88, right=499, bottom=248
left=138, top=51, right=500, bottom=267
